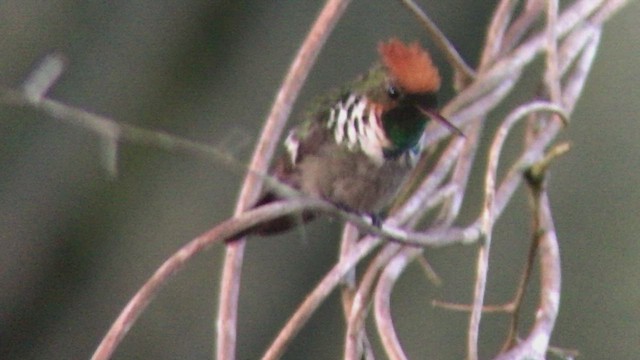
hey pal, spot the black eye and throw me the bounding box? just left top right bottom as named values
left=387, top=85, right=400, bottom=99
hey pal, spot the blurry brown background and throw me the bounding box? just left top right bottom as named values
left=1, top=1, right=638, bottom=359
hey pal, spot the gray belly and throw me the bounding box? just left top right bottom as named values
left=297, top=144, right=412, bottom=214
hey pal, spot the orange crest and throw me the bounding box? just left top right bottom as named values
left=378, top=39, right=441, bottom=93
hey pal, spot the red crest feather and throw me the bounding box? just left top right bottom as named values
left=378, top=39, right=441, bottom=93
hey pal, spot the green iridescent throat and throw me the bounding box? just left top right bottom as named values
left=381, top=104, right=427, bottom=158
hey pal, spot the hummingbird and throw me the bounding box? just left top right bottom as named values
left=251, top=39, right=460, bottom=235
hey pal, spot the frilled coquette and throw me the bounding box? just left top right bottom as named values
left=252, top=39, right=460, bottom=235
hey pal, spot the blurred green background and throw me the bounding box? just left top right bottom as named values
left=1, top=1, right=638, bottom=359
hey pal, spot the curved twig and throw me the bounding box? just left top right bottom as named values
left=468, top=101, right=567, bottom=359
left=494, top=187, right=561, bottom=359
left=544, top=0, right=562, bottom=106
left=90, top=199, right=334, bottom=360
left=373, top=248, right=419, bottom=360
left=216, top=1, right=352, bottom=358
left=262, top=235, right=381, bottom=360
left=398, top=0, right=476, bottom=83
left=344, top=243, right=402, bottom=359
left=2, top=1, right=629, bottom=359
left=479, top=0, right=519, bottom=68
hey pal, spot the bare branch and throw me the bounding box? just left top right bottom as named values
left=398, top=0, right=476, bottom=83
left=494, top=174, right=562, bottom=360
left=374, top=249, right=418, bottom=360
left=479, top=0, right=519, bottom=68
left=502, top=0, right=545, bottom=54
left=21, top=52, right=67, bottom=102
left=344, top=243, right=402, bottom=359
left=467, top=101, right=567, bottom=360
left=262, top=236, right=381, bottom=360
left=2, top=0, right=631, bottom=358
left=543, top=0, right=562, bottom=106
left=433, top=118, right=483, bottom=226
left=444, top=0, right=611, bottom=120
left=217, top=1, right=352, bottom=358
left=339, top=224, right=366, bottom=360
left=90, top=199, right=334, bottom=360
left=395, top=137, right=465, bottom=222
left=561, top=29, right=602, bottom=112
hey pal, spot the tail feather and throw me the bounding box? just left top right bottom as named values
left=252, top=192, right=316, bottom=235
left=225, top=192, right=316, bottom=243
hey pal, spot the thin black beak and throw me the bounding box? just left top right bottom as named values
left=419, top=107, right=465, bottom=137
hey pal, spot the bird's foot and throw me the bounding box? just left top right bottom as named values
left=331, top=201, right=383, bottom=229
left=368, top=213, right=383, bottom=228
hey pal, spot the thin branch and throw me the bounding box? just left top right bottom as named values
left=499, top=143, right=569, bottom=354
left=407, top=0, right=617, bottom=151
left=339, top=223, right=360, bottom=312
left=444, top=0, right=608, bottom=119
left=374, top=249, right=419, bottom=360
left=543, top=0, right=563, bottom=106
left=458, top=98, right=570, bottom=241
left=0, top=85, right=254, bottom=176
left=1, top=76, right=479, bottom=249
left=21, top=52, right=66, bottom=102
left=344, top=243, right=402, bottom=359
left=479, top=0, right=519, bottom=68
left=1, top=82, right=360, bottom=209
left=468, top=238, right=490, bottom=360
left=421, top=64, right=521, bottom=146
left=500, top=221, right=543, bottom=351
left=2, top=1, right=629, bottom=359
left=494, top=175, right=562, bottom=360
left=88, top=187, right=473, bottom=360
left=416, top=253, right=443, bottom=286
left=395, top=137, right=465, bottom=223
left=432, top=300, right=514, bottom=314
left=398, top=0, right=476, bottom=84
left=561, top=28, right=601, bottom=112
left=262, top=236, right=382, bottom=360
left=594, top=0, right=632, bottom=22
left=90, top=199, right=334, bottom=360
left=4, top=70, right=486, bottom=247
left=502, top=0, right=545, bottom=54
left=217, top=1, right=352, bottom=358
left=339, top=224, right=366, bottom=360
left=433, top=118, right=483, bottom=226
left=467, top=101, right=567, bottom=360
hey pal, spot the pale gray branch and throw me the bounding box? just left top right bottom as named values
left=90, top=199, right=335, bottom=360
left=398, top=0, right=476, bottom=83
left=494, top=190, right=561, bottom=359
left=262, top=236, right=381, bottom=360
left=373, top=249, right=416, bottom=360
left=217, top=1, right=352, bottom=358
left=344, top=243, right=402, bottom=359
left=1, top=0, right=630, bottom=359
